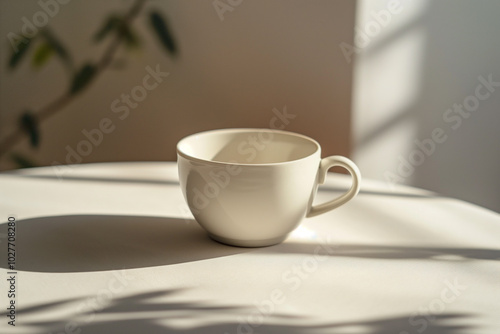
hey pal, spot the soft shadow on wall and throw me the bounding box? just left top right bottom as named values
left=353, top=0, right=500, bottom=212
left=0, top=0, right=355, bottom=171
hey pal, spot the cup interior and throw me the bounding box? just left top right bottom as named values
left=177, top=129, right=319, bottom=164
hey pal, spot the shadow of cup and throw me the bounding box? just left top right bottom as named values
left=0, top=215, right=248, bottom=273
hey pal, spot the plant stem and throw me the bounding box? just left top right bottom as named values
left=0, top=0, right=147, bottom=160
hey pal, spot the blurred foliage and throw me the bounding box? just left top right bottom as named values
left=150, top=11, right=177, bottom=55
left=10, top=152, right=38, bottom=169
left=4, top=1, right=177, bottom=169
left=32, top=43, right=53, bottom=68
left=94, top=15, right=141, bottom=49
left=41, top=28, right=72, bottom=67
left=9, top=37, right=33, bottom=68
left=70, top=63, right=97, bottom=95
left=20, top=111, right=39, bottom=148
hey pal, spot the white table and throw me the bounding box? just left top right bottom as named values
left=0, top=162, right=499, bottom=334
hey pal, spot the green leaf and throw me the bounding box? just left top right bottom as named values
left=123, top=25, right=140, bottom=49
left=149, top=11, right=177, bottom=56
left=70, top=63, right=96, bottom=95
left=9, top=37, right=33, bottom=68
left=94, top=15, right=140, bottom=50
left=94, top=15, right=121, bottom=42
left=10, top=152, right=38, bottom=169
left=32, top=42, right=54, bottom=68
left=20, top=111, right=40, bottom=148
left=41, top=28, right=70, bottom=62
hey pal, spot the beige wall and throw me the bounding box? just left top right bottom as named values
left=0, top=0, right=355, bottom=170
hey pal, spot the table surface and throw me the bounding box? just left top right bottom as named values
left=0, top=162, right=499, bottom=334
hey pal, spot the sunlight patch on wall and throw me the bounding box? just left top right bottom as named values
left=352, top=0, right=430, bottom=184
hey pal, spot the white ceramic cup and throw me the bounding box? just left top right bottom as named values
left=177, top=129, right=361, bottom=247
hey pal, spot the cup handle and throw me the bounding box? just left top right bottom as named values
left=307, top=156, right=361, bottom=218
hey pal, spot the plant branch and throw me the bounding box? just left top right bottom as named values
left=0, top=0, right=147, bottom=160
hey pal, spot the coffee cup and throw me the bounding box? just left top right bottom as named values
left=177, top=128, right=361, bottom=247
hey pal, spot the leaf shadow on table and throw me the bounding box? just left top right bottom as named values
left=318, top=185, right=441, bottom=198
left=14, top=172, right=180, bottom=186
left=267, top=242, right=500, bottom=262
left=11, top=171, right=441, bottom=198
left=2, top=213, right=498, bottom=273
left=0, top=214, right=250, bottom=273
left=19, top=288, right=476, bottom=334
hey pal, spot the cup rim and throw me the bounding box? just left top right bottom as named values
left=177, top=128, right=321, bottom=166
